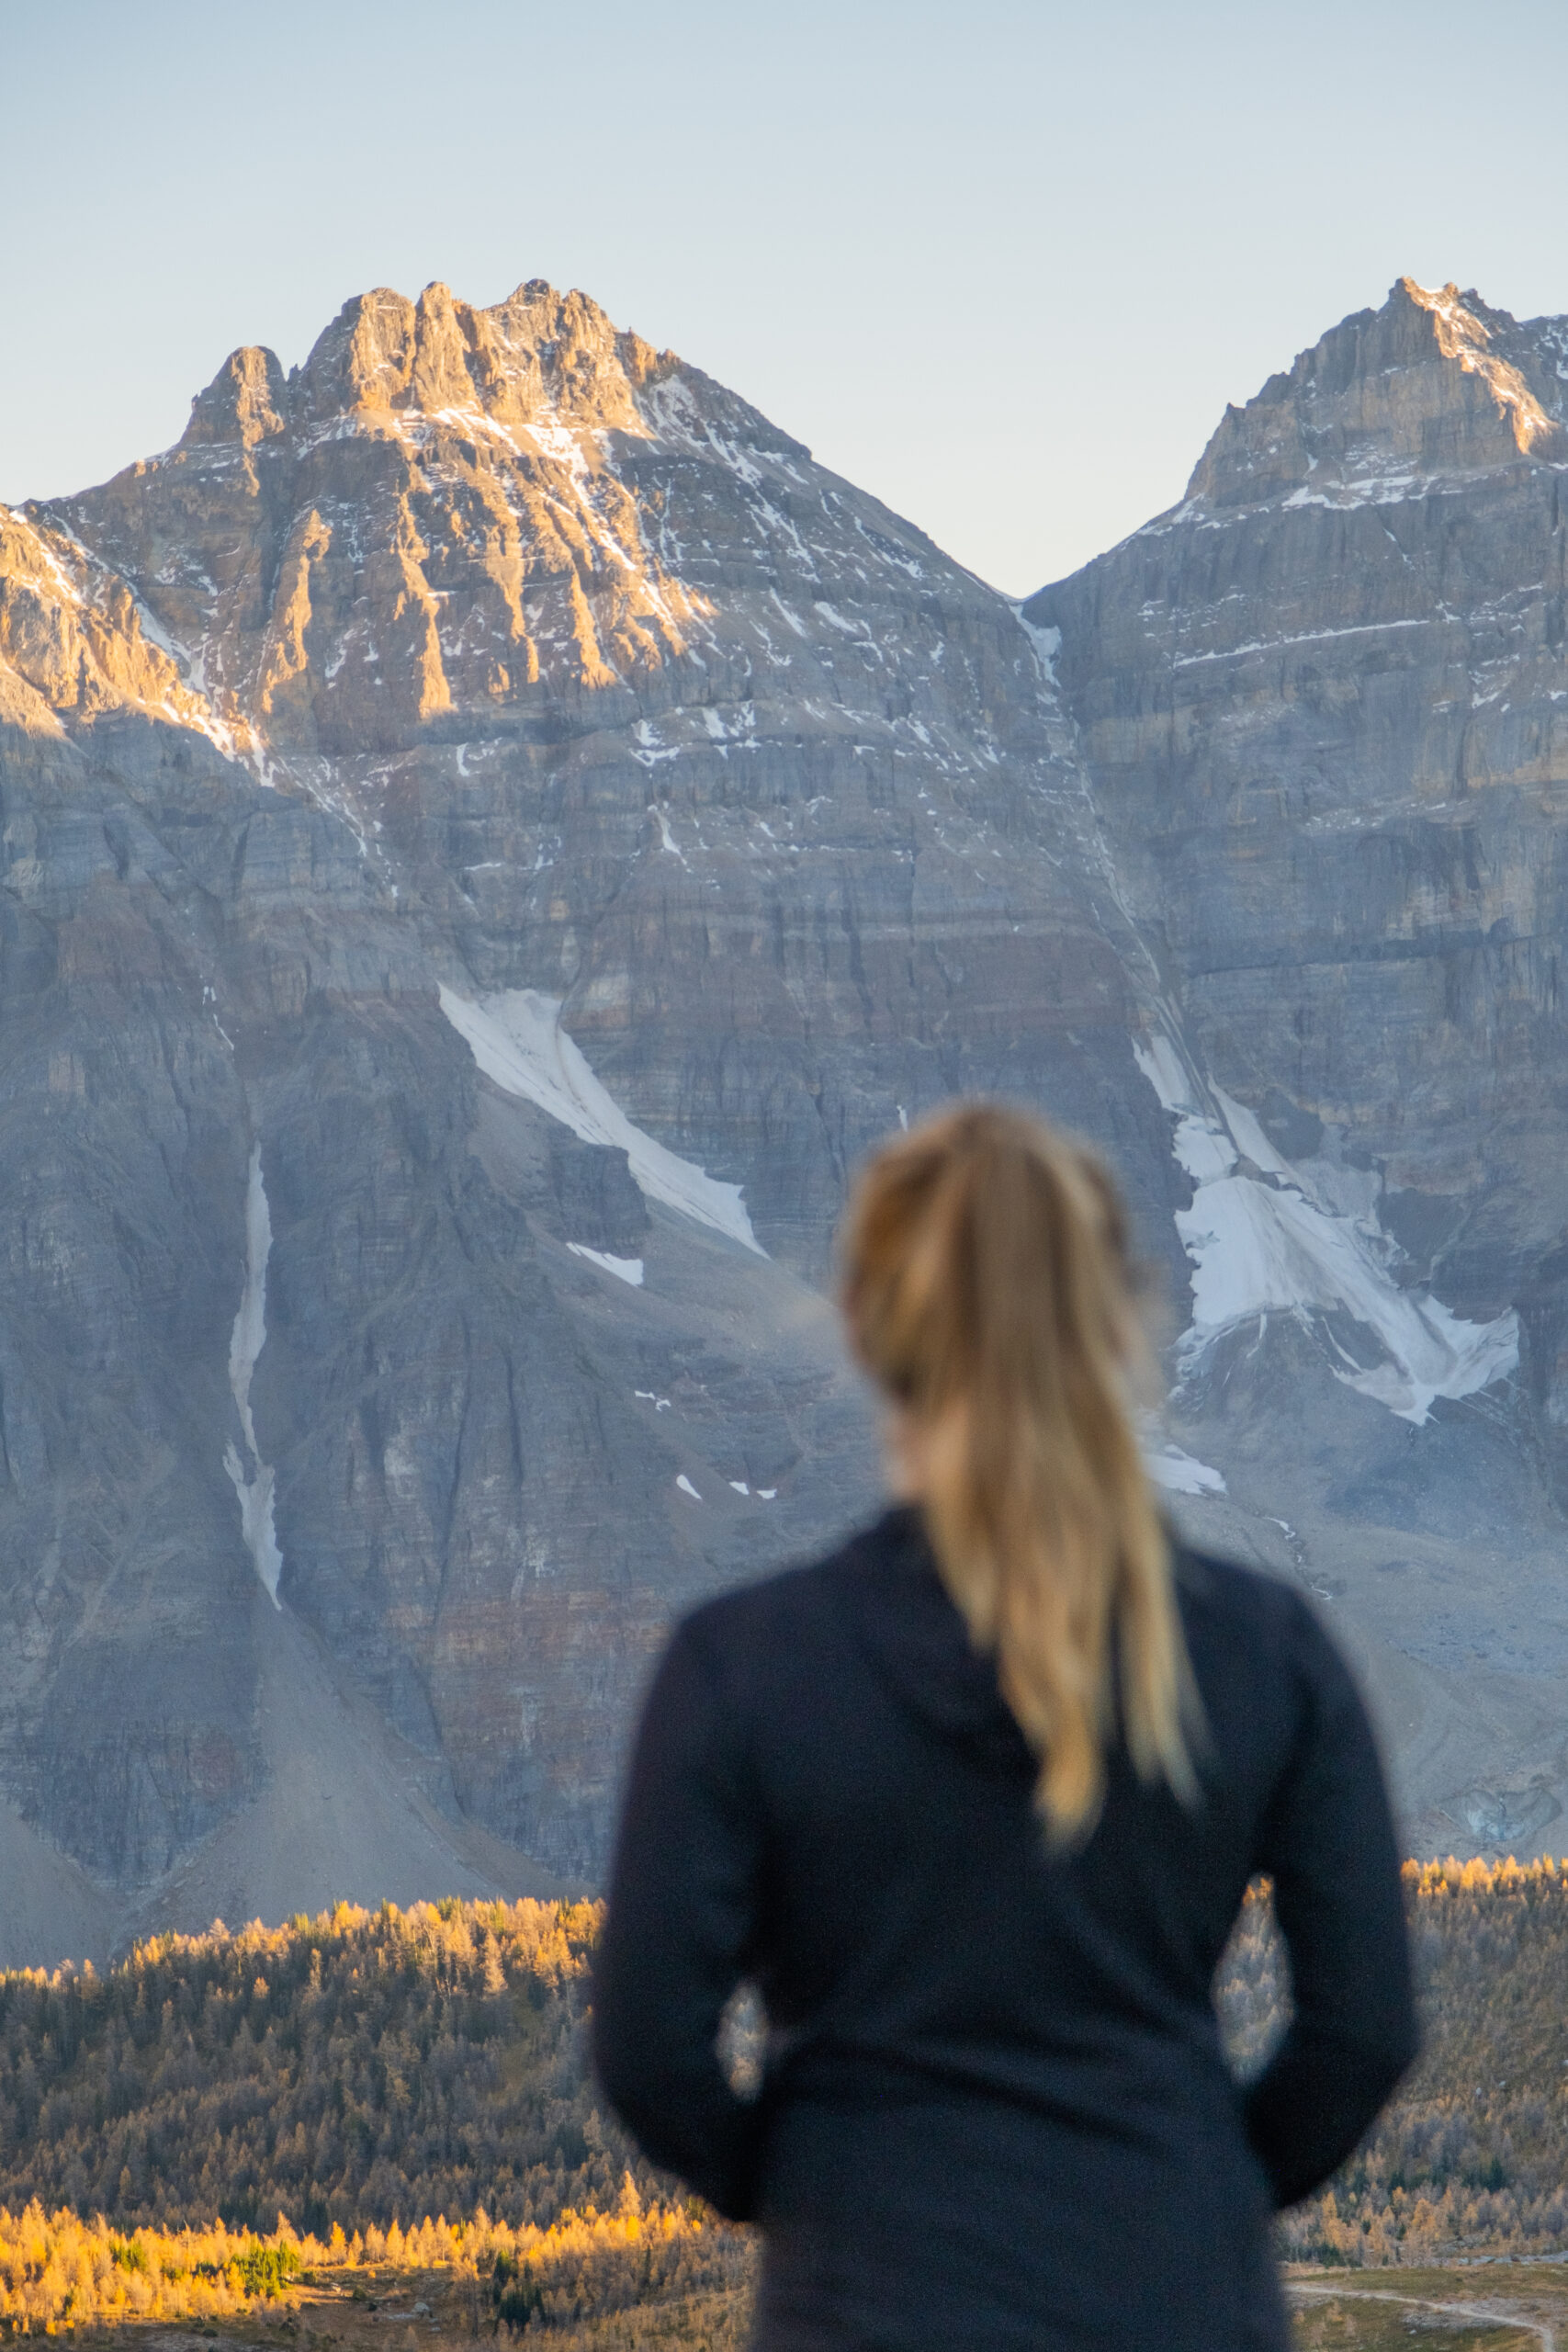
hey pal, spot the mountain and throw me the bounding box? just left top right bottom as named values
left=1026, top=275, right=1568, bottom=1860
left=0, top=279, right=1180, bottom=1961
left=3, top=273, right=1567, bottom=1961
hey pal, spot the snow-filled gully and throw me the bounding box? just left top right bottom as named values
left=1135, top=1035, right=1518, bottom=1427
left=439, top=985, right=763, bottom=1254
left=224, top=1144, right=285, bottom=1607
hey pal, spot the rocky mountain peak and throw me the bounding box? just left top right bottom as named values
left=179, top=346, right=288, bottom=454
left=1183, top=272, right=1567, bottom=514
left=41, top=278, right=709, bottom=761
left=286, top=277, right=675, bottom=439
left=1398, top=275, right=1562, bottom=454
left=0, top=264, right=1117, bottom=1938
left=1027, top=266, right=1568, bottom=1862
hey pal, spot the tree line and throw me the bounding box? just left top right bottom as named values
left=0, top=1898, right=649, bottom=2236
left=1222, top=1857, right=1568, bottom=2266
left=0, top=2188, right=751, bottom=2337
left=7, top=1864, right=1568, bottom=2301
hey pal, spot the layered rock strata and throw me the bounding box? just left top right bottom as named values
left=1028, top=277, right=1568, bottom=1855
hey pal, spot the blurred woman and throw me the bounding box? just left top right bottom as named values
left=593, top=1102, right=1416, bottom=2350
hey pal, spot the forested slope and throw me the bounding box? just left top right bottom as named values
left=0, top=1899, right=755, bottom=2335
left=7, top=1871, right=1568, bottom=2285
left=1224, top=1859, right=1568, bottom=2264
left=0, top=1898, right=637, bottom=2233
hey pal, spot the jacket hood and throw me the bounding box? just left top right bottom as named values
left=846, top=1506, right=1035, bottom=1770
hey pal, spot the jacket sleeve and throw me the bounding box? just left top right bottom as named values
left=592, top=1611, right=767, bottom=2221
left=1244, top=1602, right=1418, bottom=2208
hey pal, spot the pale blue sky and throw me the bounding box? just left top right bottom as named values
left=6, top=0, right=1567, bottom=592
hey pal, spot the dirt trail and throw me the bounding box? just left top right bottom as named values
left=1292, top=2279, right=1556, bottom=2346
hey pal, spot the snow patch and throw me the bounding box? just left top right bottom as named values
left=1134, top=1040, right=1518, bottom=1426
left=567, top=1243, right=645, bottom=1286
left=676, top=1474, right=703, bottom=1501
left=1173, top=616, right=1427, bottom=669
left=1145, top=1441, right=1227, bottom=1497
left=1281, top=472, right=1421, bottom=511
left=1014, top=609, right=1062, bottom=684
left=633, top=718, right=681, bottom=768
left=649, top=803, right=689, bottom=864
left=439, top=985, right=763, bottom=1254
left=223, top=1144, right=284, bottom=1606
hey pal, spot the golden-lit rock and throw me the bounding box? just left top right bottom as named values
left=0, top=503, right=236, bottom=748
left=41, top=277, right=708, bottom=763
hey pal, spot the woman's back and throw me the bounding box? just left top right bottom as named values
left=593, top=1103, right=1415, bottom=2350
left=594, top=1506, right=1416, bottom=2352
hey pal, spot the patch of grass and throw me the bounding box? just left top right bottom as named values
left=1289, top=2263, right=1568, bottom=2349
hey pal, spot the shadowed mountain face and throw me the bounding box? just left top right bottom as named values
left=3, top=272, right=1568, bottom=1958
left=1027, top=275, right=1568, bottom=1858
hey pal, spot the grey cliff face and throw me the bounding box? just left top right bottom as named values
left=1028, top=276, right=1568, bottom=1858
left=1028, top=275, right=1568, bottom=1407
left=6, top=270, right=1568, bottom=1959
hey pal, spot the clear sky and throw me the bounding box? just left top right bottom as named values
left=6, top=0, right=1568, bottom=594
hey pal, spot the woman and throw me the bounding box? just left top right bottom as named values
left=593, top=1103, right=1416, bottom=2350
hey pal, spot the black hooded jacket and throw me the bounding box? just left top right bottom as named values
left=592, top=1508, right=1416, bottom=2351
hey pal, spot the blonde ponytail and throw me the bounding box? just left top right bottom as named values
left=839, top=1102, right=1200, bottom=1841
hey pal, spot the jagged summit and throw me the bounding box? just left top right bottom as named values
left=296, top=278, right=673, bottom=439
left=30, top=277, right=724, bottom=757
left=1181, top=273, right=1568, bottom=513
left=0, top=268, right=916, bottom=785
left=179, top=280, right=679, bottom=452
left=181, top=345, right=287, bottom=452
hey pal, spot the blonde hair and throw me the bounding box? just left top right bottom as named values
left=839, top=1102, right=1200, bottom=1841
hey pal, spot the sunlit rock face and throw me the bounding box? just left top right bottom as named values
left=0, top=278, right=1175, bottom=1947
left=57, top=284, right=709, bottom=755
